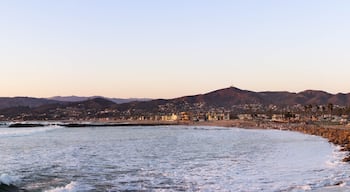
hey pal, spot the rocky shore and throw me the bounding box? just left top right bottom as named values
left=0, top=183, right=27, bottom=192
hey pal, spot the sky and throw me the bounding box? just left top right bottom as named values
left=1, top=0, right=350, bottom=98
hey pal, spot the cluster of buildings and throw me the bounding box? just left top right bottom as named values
left=236, top=113, right=349, bottom=125
left=123, top=111, right=231, bottom=122
left=123, top=103, right=350, bottom=126
left=1, top=100, right=350, bottom=126
left=117, top=110, right=350, bottom=127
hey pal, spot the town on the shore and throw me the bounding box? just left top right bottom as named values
left=127, top=103, right=350, bottom=126
left=1, top=87, right=350, bottom=127
left=3, top=88, right=350, bottom=162
left=2, top=102, right=350, bottom=128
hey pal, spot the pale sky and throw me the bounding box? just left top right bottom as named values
left=1, top=0, right=350, bottom=98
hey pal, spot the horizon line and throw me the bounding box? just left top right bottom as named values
left=1, top=86, right=350, bottom=99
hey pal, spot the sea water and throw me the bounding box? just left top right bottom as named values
left=0, top=125, right=350, bottom=192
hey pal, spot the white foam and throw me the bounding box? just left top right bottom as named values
left=45, top=182, right=78, bottom=192
left=0, top=126, right=62, bottom=138
left=298, top=185, right=312, bottom=190
left=340, top=181, right=346, bottom=187
left=325, top=145, right=348, bottom=167
left=0, top=174, right=18, bottom=185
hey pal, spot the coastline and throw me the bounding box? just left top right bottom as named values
left=5, top=119, right=350, bottom=161
left=3, top=120, right=347, bottom=191
left=2, top=119, right=350, bottom=191
left=192, top=120, right=350, bottom=162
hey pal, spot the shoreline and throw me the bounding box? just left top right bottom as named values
left=192, top=120, right=350, bottom=162
left=5, top=120, right=350, bottom=161
left=3, top=120, right=349, bottom=191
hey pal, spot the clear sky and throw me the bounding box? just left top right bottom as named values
left=1, top=0, right=350, bottom=98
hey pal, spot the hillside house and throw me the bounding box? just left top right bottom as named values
left=180, top=112, right=191, bottom=121
left=206, top=112, right=230, bottom=121
left=161, top=113, right=179, bottom=121
left=237, top=114, right=253, bottom=120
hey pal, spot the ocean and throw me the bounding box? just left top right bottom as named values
left=0, top=125, right=350, bottom=192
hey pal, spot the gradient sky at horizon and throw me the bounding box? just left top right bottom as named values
left=1, top=0, right=350, bottom=98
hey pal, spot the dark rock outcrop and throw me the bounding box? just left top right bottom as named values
left=9, top=123, right=45, bottom=128
left=0, top=183, right=27, bottom=192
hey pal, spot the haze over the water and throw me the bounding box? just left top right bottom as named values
left=1, top=0, right=349, bottom=98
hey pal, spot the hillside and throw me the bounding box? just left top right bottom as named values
left=1, top=87, right=350, bottom=121
left=0, top=98, right=118, bottom=120
left=0, top=97, right=63, bottom=110
left=116, top=87, right=350, bottom=113
left=50, top=96, right=151, bottom=104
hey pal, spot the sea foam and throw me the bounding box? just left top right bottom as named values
left=45, top=182, right=78, bottom=192
left=0, top=126, right=61, bottom=138
left=0, top=174, right=18, bottom=185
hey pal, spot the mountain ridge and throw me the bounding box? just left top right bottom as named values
left=0, top=96, right=151, bottom=110
left=49, top=96, right=151, bottom=104
left=112, top=87, right=350, bottom=117
left=0, top=97, right=63, bottom=110
left=1, top=87, right=350, bottom=120
left=171, top=87, right=350, bottom=107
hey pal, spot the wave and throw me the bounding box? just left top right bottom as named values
left=325, top=145, right=348, bottom=168
left=0, top=126, right=62, bottom=138
left=44, top=182, right=79, bottom=192
left=0, top=174, right=18, bottom=185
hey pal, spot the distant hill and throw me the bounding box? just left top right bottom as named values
left=0, top=97, right=63, bottom=110
left=49, top=96, right=151, bottom=104
left=175, top=87, right=350, bottom=107
left=1, top=87, right=350, bottom=120
left=116, top=87, right=350, bottom=113
left=0, top=95, right=150, bottom=112
left=0, top=97, right=118, bottom=120
left=71, top=97, right=117, bottom=109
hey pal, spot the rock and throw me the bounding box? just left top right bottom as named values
left=0, top=183, right=26, bottom=192
left=343, top=156, right=350, bottom=162
left=9, top=123, right=45, bottom=128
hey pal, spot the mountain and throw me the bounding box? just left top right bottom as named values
left=71, top=97, right=117, bottom=109
left=0, top=98, right=118, bottom=120
left=177, top=87, right=265, bottom=107
left=49, top=96, right=92, bottom=102
left=183, top=87, right=350, bottom=107
left=1, top=87, right=350, bottom=121
left=49, top=96, right=151, bottom=104
left=116, top=87, right=350, bottom=113
left=0, top=97, right=63, bottom=110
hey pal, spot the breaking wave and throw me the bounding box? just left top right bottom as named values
left=44, top=182, right=79, bottom=192
left=0, top=126, right=62, bottom=138
left=0, top=174, right=18, bottom=185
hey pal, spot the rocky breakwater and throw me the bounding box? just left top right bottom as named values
left=292, top=125, right=350, bottom=162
